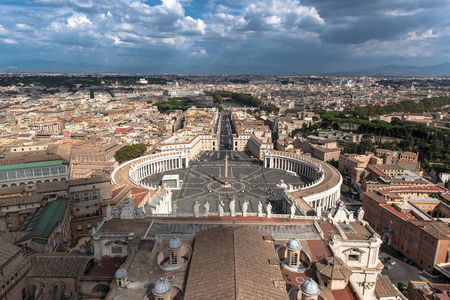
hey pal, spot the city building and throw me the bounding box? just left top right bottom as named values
left=0, top=144, right=71, bottom=187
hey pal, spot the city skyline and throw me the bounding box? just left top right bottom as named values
left=0, top=0, right=449, bottom=74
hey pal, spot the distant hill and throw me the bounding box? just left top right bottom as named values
left=1, top=59, right=449, bottom=76
left=343, top=63, right=450, bottom=77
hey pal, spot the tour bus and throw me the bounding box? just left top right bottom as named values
left=285, top=170, right=297, bottom=176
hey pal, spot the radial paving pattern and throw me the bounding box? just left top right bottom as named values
left=143, top=151, right=310, bottom=214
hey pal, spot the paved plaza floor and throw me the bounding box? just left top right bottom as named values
left=143, top=151, right=310, bottom=214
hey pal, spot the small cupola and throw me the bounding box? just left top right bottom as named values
left=152, top=278, right=172, bottom=300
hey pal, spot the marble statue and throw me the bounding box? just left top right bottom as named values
left=230, top=199, right=236, bottom=217
left=357, top=207, right=365, bottom=221
left=290, top=204, right=296, bottom=218
left=204, top=201, right=210, bottom=217
left=242, top=201, right=249, bottom=217
left=258, top=201, right=264, bottom=217
left=219, top=200, right=224, bottom=217
left=266, top=202, right=272, bottom=218
left=194, top=201, right=200, bottom=218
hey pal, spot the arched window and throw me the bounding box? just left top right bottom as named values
left=170, top=251, right=178, bottom=265
left=290, top=253, right=298, bottom=267
left=84, top=192, right=89, bottom=199
left=93, top=284, right=110, bottom=295
left=93, top=191, right=97, bottom=199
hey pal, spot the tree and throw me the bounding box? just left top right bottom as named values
left=357, top=138, right=375, bottom=154
left=390, top=117, right=403, bottom=126
left=114, top=144, right=147, bottom=164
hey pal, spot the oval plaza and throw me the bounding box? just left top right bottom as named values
left=115, top=146, right=341, bottom=216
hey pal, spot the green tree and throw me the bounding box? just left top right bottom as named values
left=114, top=144, right=147, bottom=164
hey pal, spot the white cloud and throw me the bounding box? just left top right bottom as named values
left=0, top=25, right=7, bottom=36
left=16, top=23, right=33, bottom=31
left=191, top=48, right=208, bottom=57
left=3, top=38, right=18, bottom=44
left=406, top=29, right=440, bottom=41
left=67, top=13, right=92, bottom=28
left=352, top=37, right=434, bottom=58
left=175, top=16, right=205, bottom=35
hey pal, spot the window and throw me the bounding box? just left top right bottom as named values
left=432, top=241, right=436, bottom=246
left=422, top=246, right=426, bottom=253
left=6, top=215, right=10, bottom=219
left=171, top=251, right=178, bottom=265
left=402, top=233, right=406, bottom=239
left=290, top=253, right=298, bottom=267
left=74, top=194, right=79, bottom=201
left=349, top=254, right=359, bottom=261
left=414, top=242, right=418, bottom=249
left=84, top=192, right=89, bottom=199
left=424, top=236, right=428, bottom=241
left=408, top=237, right=411, bottom=243
left=429, top=252, right=434, bottom=258
left=42, top=168, right=49, bottom=175
left=93, top=191, right=97, bottom=199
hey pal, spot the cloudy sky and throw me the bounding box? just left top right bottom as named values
left=0, top=0, right=448, bottom=73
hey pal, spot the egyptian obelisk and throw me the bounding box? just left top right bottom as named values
left=223, top=155, right=230, bottom=188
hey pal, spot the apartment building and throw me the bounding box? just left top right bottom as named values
left=363, top=187, right=450, bottom=272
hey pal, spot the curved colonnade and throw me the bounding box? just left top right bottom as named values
left=264, top=150, right=342, bottom=212
left=127, top=151, right=189, bottom=186
left=115, top=150, right=341, bottom=215
left=111, top=151, right=189, bottom=187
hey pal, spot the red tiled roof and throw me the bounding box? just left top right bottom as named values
left=111, top=185, right=127, bottom=199
left=382, top=204, right=416, bottom=220
left=379, top=185, right=445, bottom=195
left=88, top=256, right=126, bottom=277
left=306, top=240, right=332, bottom=262
left=331, top=285, right=359, bottom=300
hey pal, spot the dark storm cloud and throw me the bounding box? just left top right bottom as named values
left=0, top=0, right=448, bottom=73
